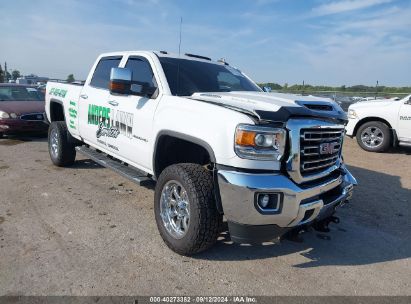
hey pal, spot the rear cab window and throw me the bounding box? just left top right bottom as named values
left=90, top=56, right=122, bottom=89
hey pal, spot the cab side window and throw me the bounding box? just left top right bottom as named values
left=125, top=57, right=157, bottom=95
left=90, top=56, right=122, bottom=89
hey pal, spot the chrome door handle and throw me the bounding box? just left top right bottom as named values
left=108, top=100, right=119, bottom=106
left=80, top=94, right=88, bottom=99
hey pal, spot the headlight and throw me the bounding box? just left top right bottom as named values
left=0, top=111, right=10, bottom=119
left=235, top=124, right=286, bottom=160
left=348, top=109, right=357, bottom=119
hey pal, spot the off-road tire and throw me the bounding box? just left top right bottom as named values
left=0, top=133, right=3, bottom=139
left=356, top=121, right=391, bottom=152
left=48, top=121, right=76, bottom=167
left=154, top=163, right=222, bottom=255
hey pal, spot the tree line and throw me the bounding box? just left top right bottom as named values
left=0, top=64, right=21, bottom=83
left=0, top=65, right=75, bottom=84
left=259, top=82, right=411, bottom=94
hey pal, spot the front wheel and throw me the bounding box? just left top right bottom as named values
left=48, top=121, right=76, bottom=167
left=356, top=121, right=391, bottom=152
left=154, top=163, right=222, bottom=256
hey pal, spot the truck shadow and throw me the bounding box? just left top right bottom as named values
left=195, top=165, right=411, bottom=267
left=387, top=146, right=411, bottom=155
left=70, top=159, right=104, bottom=169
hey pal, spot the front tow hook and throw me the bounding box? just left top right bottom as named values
left=313, top=215, right=340, bottom=232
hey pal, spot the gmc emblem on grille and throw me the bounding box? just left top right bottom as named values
left=319, top=142, right=339, bottom=155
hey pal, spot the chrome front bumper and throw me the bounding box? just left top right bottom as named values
left=217, top=165, right=357, bottom=228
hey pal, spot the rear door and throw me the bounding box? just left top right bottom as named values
left=104, top=55, right=160, bottom=172
left=398, top=96, right=411, bottom=141
left=78, top=56, right=122, bottom=148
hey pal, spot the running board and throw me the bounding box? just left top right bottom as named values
left=76, top=146, right=153, bottom=186
left=399, top=141, right=411, bottom=147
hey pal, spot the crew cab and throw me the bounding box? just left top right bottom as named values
left=346, top=95, right=411, bottom=152
left=45, top=51, right=357, bottom=255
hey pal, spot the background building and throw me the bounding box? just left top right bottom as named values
left=16, top=74, right=49, bottom=85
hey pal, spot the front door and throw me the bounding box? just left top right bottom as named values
left=105, top=55, right=160, bottom=172
left=78, top=56, right=122, bottom=149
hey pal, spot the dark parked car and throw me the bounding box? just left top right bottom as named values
left=0, top=84, right=48, bottom=137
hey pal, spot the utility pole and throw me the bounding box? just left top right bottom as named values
left=375, top=80, right=379, bottom=99
left=4, top=62, right=8, bottom=83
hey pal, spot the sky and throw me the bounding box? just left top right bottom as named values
left=1, top=0, right=410, bottom=86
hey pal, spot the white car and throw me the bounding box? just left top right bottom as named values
left=346, top=95, right=411, bottom=152
left=45, top=51, right=356, bottom=255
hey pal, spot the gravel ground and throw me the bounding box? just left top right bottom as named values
left=0, top=135, right=410, bottom=296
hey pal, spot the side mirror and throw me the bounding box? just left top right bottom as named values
left=263, top=86, right=272, bottom=93
left=406, top=96, right=411, bottom=105
left=130, top=83, right=157, bottom=98
left=109, top=67, right=132, bottom=95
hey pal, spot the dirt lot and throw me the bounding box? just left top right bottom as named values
left=0, top=135, right=410, bottom=296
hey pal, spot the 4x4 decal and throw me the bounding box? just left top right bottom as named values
left=49, top=88, right=67, bottom=98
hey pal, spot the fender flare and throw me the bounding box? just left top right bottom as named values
left=152, top=130, right=223, bottom=214
left=152, top=130, right=217, bottom=177
left=48, top=98, right=66, bottom=122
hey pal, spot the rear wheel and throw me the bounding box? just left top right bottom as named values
left=48, top=121, right=76, bottom=166
left=356, top=121, right=391, bottom=152
left=154, top=163, right=222, bottom=256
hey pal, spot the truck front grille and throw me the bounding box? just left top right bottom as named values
left=300, top=128, right=344, bottom=176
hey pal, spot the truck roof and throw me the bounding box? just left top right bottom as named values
left=98, top=50, right=228, bottom=66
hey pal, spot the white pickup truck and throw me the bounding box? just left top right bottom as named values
left=346, top=95, right=411, bottom=152
left=45, top=51, right=356, bottom=255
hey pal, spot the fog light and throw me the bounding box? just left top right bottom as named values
left=259, top=194, right=270, bottom=208
left=256, top=193, right=281, bottom=212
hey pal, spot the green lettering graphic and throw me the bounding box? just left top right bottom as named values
left=87, top=103, right=111, bottom=126
left=49, top=88, right=68, bottom=98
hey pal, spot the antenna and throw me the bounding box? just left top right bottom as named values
left=177, top=17, right=182, bottom=96
left=178, top=17, right=183, bottom=56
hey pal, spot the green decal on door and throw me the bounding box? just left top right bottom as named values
left=88, top=104, right=111, bottom=126
left=87, top=103, right=133, bottom=139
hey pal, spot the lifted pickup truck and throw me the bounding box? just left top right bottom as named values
left=45, top=51, right=357, bottom=255
left=346, top=95, right=411, bottom=152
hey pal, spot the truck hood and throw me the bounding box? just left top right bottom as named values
left=349, top=99, right=398, bottom=111
left=0, top=101, right=45, bottom=116
left=189, top=91, right=347, bottom=123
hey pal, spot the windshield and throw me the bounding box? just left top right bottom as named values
left=0, top=86, right=44, bottom=101
left=159, top=57, right=262, bottom=96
